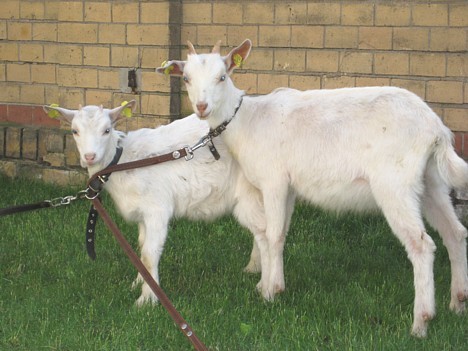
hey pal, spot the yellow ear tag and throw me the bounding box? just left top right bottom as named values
left=47, top=103, right=60, bottom=119
left=121, top=101, right=132, bottom=118
left=233, top=53, right=243, bottom=68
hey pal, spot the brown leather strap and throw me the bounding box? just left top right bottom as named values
left=91, top=197, right=208, bottom=351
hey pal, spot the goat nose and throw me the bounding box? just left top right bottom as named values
left=196, top=102, right=208, bottom=115
left=84, top=153, right=96, bottom=161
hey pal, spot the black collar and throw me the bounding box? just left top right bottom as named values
left=208, top=95, right=244, bottom=138
left=87, top=146, right=123, bottom=194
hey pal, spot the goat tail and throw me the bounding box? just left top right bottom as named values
left=433, top=133, right=468, bottom=190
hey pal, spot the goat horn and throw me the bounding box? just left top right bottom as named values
left=211, top=40, right=222, bottom=54
left=187, top=41, right=197, bottom=55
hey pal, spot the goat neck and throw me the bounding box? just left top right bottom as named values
left=86, top=130, right=122, bottom=178
left=207, top=79, right=245, bottom=132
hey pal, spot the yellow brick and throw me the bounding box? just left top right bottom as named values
left=58, top=2, right=83, bottom=22
left=259, top=26, right=291, bottom=47
left=339, top=52, right=373, bottom=74
left=246, top=48, right=273, bottom=71
left=430, top=28, right=466, bottom=52
left=111, top=46, right=139, bottom=67
left=307, top=3, right=340, bottom=25
left=44, top=1, right=59, bottom=20
left=447, top=54, right=467, bottom=77
left=356, top=77, right=390, bottom=88
left=465, top=82, right=468, bottom=104
left=7, top=63, right=30, bottom=82
left=140, top=71, right=169, bottom=93
left=58, top=87, right=84, bottom=108
left=291, top=26, right=324, bottom=48
left=57, top=67, right=98, bottom=88
left=183, top=3, right=211, bottom=24
left=325, top=26, right=358, bottom=49
left=20, top=1, right=45, bottom=19
left=140, top=94, right=170, bottom=116
left=0, top=22, right=6, bottom=39
left=391, top=79, right=425, bottom=99
left=427, top=81, right=463, bottom=104
left=31, top=64, right=56, bottom=84
left=393, top=28, right=429, bottom=51
left=275, top=2, right=307, bottom=24
left=444, top=108, right=468, bottom=132
left=257, top=73, right=288, bottom=94
left=197, top=25, right=227, bottom=46
left=8, top=22, right=32, bottom=40
left=274, top=49, right=305, bottom=72
left=449, top=4, right=468, bottom=27
left=341, top=3, right=374, bottom=26
left=0, top=64, right=5, bottom=81
left=85, top=90, right=112, bottom=107
left=374, top=52, right=409, bottom=75
left=181, top=25, right=197, bottom=45
left=98, top=70, right=119, bottom=90
left=84, top=2, right=111, bottom=22
left=0, top=42, right=19, bottom=61
left=359, top=27, right=392, bottom=50
left=98, top=24, right=126, bottom=44
left=375, top=3, right=411, bottom=26
left=32, top=23, right=57, bottom=42
left=141, top=2, right=169, bottom=23
left=306, top=50, right=339, bottom=73
left=232, top=72, right=257, bottom=94
left=227, top=26, right=258, bottom=47
left=213, top=3, right=242, bottom=24
left=0, top=84, right=20, bottom=102
left=84, top=46, right=110, bottom=66
left=44, top=44, right=83, bottom=65
left=20, top=85, right=44, bottom=104
left=289, top=75, right=321, bottom=91
left=412, top=4, right=448, bottom=26
left=243, top=3, right=274, bottom=24
left=112, top=2, right=138, bottom=23
left=19, top=43, right=43, bottom=62
left=127, top=24, right=169, bottom=45
left=0, top=1, right=19, bottom=19
left=322, top=76, right=355, bottom=89
left=58, top=23, right=98, bottom=43
left=410, top=53, right=445, bottom=77
left=141, top=47, right=168, bottom=69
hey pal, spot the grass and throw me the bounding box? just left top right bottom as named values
left=1, top=173, right=467, bottom=350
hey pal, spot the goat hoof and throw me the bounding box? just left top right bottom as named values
left=411, top=322, right=428, bottom=338
left=135, top=294, right=159, bottom=307
left=244, top=262, right=261, bottom=274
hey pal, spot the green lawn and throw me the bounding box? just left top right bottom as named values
left=1, top=174, right=467, bottom=350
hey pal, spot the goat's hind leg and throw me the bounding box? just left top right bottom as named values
left=423, top=167, right=468, bottom=314
left=373, top=182, right=436, bottom=337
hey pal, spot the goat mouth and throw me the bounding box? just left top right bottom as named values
left=197, top=111, right=211, bottom=119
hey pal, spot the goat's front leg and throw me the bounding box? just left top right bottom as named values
left=135, top=215, right=169, bottom=307
left=132, top=222, right=147, bottom=290
left=260, top=184, right=292, bottom=301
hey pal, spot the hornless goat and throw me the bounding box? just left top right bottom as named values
left=157, top=39, right=468, bottom=337
left=43, top=101, right=264, bottom=306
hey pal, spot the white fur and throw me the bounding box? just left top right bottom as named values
left=158, top=40, right=468, bottom=337
left=43, top=101, right=265, bottom=306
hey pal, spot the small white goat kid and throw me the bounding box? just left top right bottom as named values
left=158, top=40, right=468, bottom=337
left=43, top=101, right=264, bottom=306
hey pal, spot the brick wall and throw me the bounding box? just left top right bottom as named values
left=0, top=0, right=467, bottom=185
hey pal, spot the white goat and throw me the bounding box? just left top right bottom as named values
left=157, top=39, right=468, bottom=337
left=43, top=101, right=264, bottom=306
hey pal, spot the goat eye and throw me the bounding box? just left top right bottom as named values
left=220, top=75, right=226, bottom=82
left=72, top=129, right=79, bottom=136
left=183, top=76, right=189, bottom=83
left=104, top=128, right=111, bottom=135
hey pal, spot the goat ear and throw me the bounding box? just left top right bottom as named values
left=224, top=39, right=252, bottom=74
left=43, top=105, right=76, bottom=124
left=156, top=60, right=185, bottom=76
left=108, top=100, right=137, bottom=123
